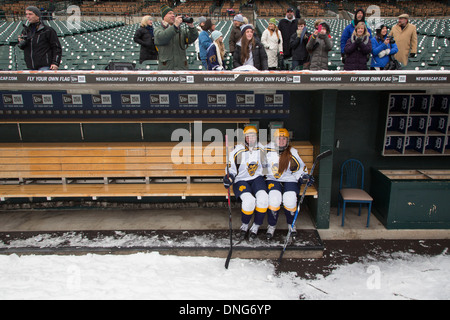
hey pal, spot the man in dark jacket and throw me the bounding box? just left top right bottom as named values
left=18, top=6, right=62, bottom=70
left=278, top=7, right=298, bottom=59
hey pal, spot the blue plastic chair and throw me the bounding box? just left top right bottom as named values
left=337, top=159, right=373, bottom=227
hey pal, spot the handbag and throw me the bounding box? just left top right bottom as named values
left=384, top=55, right=402, bottom=70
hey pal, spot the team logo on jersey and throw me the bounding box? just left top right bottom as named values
left=247, top=162, right=259, bottom=176
left=271, top=163, right=281, bottom=179
left=268, top=183, right=275, bottom=190
left=239, top=185, right=247, bottom=192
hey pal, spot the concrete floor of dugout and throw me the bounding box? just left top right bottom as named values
left=0, top=206, right=448, bottom=240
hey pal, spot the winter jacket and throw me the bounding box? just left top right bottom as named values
left=389, top=23, right=417, bottom=66
left=278, top=17, right=298, bottom=58
left=370, top=35, right=399, bottom=68
left=198, top=30, right=212, bottom=61
left=229, top=25, right=242, bottom=54
left=154, top=22, right=198, bottom=70
left=133, top=26, right=158, bottom=64
left=306, top=33, right=333, bottom=71
left=18, top=22, right=62, bottom=70
left=261, top=29, right=283, bottom=68
left=340, top=20, right=372, bottom=54
left=206, top=42, right=224, bottom=71
left=233, top=38, right=268, bottom=71
left=343, top=34, right=372, bottom=70
left=290, top=30, right=310, bottom=62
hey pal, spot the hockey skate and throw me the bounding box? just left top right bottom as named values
left=288, top=224, right=297, bottom=240
left=266, top=225, right=276, bottom=240
left=249, top=224, right=260, bottom=240
left=239, top=223, right=249, bottom=241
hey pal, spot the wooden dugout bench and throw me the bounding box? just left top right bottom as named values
left=0, top=142, right=317, bottom=201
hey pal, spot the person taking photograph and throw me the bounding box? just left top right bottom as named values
left=154, top=4, right=198, bottom=70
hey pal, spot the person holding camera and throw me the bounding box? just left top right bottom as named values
left=343, top=21, right=372, bottom=71
left=290, top=19, right=311, bottom=70
left=18, top=6, right=61, bottom=70
left=306, top=20, right=333, bottom=71
left=154, top=4, right=198, bottom=70
left=370, top=23, right=399, bottom=70
left=389, top=14, right=417, bottom=67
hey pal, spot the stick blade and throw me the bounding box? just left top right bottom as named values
left=225, top=249, right=233, bottom=269
left=317, top=149, right=332, bottom=161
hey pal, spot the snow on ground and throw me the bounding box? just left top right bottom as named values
left=0, top=250, right=449, bottom=300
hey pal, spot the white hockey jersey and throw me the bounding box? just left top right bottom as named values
left=226, top=143, right=266, bottom=183
left=265, top=142, right=308, bottom=182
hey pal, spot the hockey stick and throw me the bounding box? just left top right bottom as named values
left=277, top=149, right=332, bottom=263
left=224, top=135, right=233, bottom=269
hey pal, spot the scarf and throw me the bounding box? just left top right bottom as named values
left=146, top=25, right=154, bottom=37
left=299, top=26, right=308, bottom=45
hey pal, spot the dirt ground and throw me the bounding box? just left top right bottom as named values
left=276, top=239, right=450, bottom=279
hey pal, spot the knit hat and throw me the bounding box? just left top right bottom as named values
left=269, top=18, right=277, bottom=25
left=197, top=16, right=207, bottom=24
left=211, top=30, right=223, bottom=41
left=240, top=24, right=254, bottom=35
left=26, top=6, right=41, bottom=18
left=233, top=14, right=244, bottom=23
left=160, top=4, right=173, bottom=19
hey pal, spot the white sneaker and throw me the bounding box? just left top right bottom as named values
left=266, top=225, right=276, bottom=240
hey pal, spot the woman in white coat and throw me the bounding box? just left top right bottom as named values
left=261, top=18, right=283, bottom=70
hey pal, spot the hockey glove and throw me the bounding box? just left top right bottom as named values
left=299, top=174, right=315, bottom=187
left=223, top=174, right=235, bottom=189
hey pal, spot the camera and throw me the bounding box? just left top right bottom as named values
left=182, top=15, right=193, bottom=24
left=387, top=36, right=395, bottom=44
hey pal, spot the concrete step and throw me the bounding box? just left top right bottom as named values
left=0, top=229, right=324, bottom=259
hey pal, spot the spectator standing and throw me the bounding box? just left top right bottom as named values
left=134, top=16, right=158, bottom=65
left=194, top=16, right=207, bottom=61
left=261, top=18, right=283, bottom=70
left=343, top=22, right=372, bottom=70
left=306, top=20, right=333, bottom=71
left=278, top=7, right=298, bottom=61
left=198, top=19, right=215, bottom=69
left=18, top=6, right=62, bottom=70
left=340, top=8, right=372, bottom=58
left=289, top=18, right=310, bottom=70
left=207, top=30, right=225, bottom=71
left=229, top=14, right=245, bottom=54
left=371, top=23, right=398, bottom=70
left=233, top=24, right=268, bottom=71
left=389, top=14, right=417, bottom=66
left=154, top=4, right=198, bottom=70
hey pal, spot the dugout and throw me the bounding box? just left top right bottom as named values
left=0, top=70, right=449, bottom=229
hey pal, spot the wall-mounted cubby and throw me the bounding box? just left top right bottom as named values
left=383, top=94, right=449, bottom=156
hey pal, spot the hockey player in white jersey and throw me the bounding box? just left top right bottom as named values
left=223, top=125, right=269, bottom=240
left=265, top=128, right=314, bottom=240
